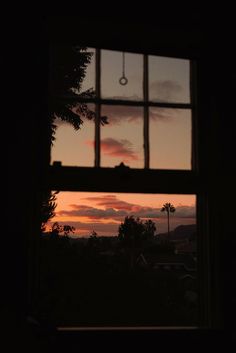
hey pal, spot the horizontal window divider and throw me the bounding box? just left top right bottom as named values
left=52, top=95, right=192, bottom=109
left=45, top=165, right=202, bottom=194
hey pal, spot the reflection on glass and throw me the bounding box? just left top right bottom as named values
left=149, top=56, right=190, bottom=103
left=101, top=105, right=144, bottom=168
left=101, top=50, right=143, bottom=101
left=39, top=191, right=198, bottom=327
left=149, top=108, right=192, bottom=170
left=51, top=104, right=95, bottom=167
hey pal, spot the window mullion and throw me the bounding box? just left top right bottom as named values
left=143, top=54, right=149, bottom=169
left=95, top=48, right=101, bottom=167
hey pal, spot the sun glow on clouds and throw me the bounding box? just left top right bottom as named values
left=51, top=192, right=196, bottom=236
left=86, top=138, right=139, bottom=163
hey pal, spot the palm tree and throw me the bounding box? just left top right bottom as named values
left=161, top=203, right=176, bottom=240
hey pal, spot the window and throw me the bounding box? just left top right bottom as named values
left=51, top=48, right=196, bottom=171
left=34, top=44, right=212, bottom=331
left=39, top=191, right=197, bottom=328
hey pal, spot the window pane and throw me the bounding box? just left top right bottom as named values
left=149, top=56, right=190, bottom=103
left=39, top=191, right=198, bottom=327
left=51, top=104, right=95, bottom=167
left=101, top=50, right=143, bottom=101
left=49, top=45, right=96, bottom=166
left=101, top=105, right=144, bottom=168
left=150, top=108, right=192, bottom=170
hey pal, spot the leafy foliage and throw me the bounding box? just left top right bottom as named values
left=118, top=216, right=156, bottom=247
left=41, top=191, right=59, bottom=231
left=50, top=45, right=108, bottom=144
left=143, top=219, right=157, bottom=240
left=50, top=221, right=75, bottom=238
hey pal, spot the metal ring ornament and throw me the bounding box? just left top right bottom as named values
left=119, top=76, right=128, bottom=85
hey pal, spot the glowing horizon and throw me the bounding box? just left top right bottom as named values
left=46, top=192, right=196, bottom=237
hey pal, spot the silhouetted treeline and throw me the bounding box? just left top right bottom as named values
left=37, top=222, right=197, bottom=327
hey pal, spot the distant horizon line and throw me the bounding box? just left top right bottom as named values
left=43, top=223, right=196, bottom=239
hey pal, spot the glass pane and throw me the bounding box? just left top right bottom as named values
left=39, top=191, right=198, bottom=327
left=149, top=56, right=190, bottom=103
left=101, top=105, right=144, bottom=168
left=149, top=108, right=192, bottom=170
left=101, top=50, right=143, bottom=101
left=51, top=104, right=95, bottom=167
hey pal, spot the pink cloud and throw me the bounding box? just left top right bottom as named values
left=101, top=137, right=139, bottom=161
left=85, top=138, right=140, bottom=162
left=82, top=195, right=140, bottom=211
left=79, top=195, right=196, bottom=218
left=58, top=204, right=127, bottom=220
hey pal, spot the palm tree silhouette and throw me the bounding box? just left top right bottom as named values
left=161, top=203, right=176, bottom=240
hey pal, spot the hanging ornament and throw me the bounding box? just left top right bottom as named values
left=119, top=52, right=128, bottom=85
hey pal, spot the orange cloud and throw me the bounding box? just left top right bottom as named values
left=101, top=138, right=139, bottom=161
left=81, top=195, right=156, bottom=213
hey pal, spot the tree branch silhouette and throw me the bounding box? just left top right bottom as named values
left=49, top=46, right=108, bottom=145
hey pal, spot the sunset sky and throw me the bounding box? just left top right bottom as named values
left=48, top=192, right=196, bottom=237
left=51, top=48, right=191, bottom=170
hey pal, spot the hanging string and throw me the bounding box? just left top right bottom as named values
left=122, top=52, right=125, bottom=77
left=119, top=52, right=128, bottom=85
